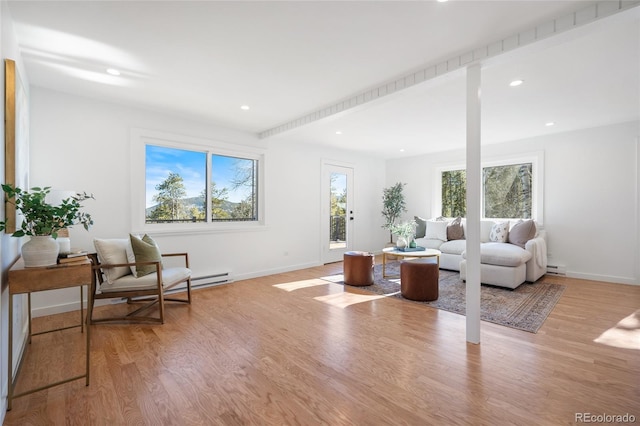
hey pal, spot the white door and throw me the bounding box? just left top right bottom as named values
left=322, top=162, right=354, bottom=263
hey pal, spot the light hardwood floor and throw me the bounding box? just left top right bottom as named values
left=3, top=260, right=639, bottom=425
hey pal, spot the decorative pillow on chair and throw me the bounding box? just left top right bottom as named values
left=508, top=219, right=537, bottom=248
left=130, top=234, right=162, bottom=277
left=489, top=221, right=509, bottom=243
left=447, top=216, right=464, bottom=240
left=93, top=238, right=132, bottom=284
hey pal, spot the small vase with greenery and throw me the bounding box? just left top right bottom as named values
left=381, top=182, right=406, bottom=244
left=388, top=219, right=417, bottom=249
left=0, top=185, right=94, bottom=267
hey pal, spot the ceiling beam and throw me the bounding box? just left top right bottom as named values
left=259, top=0, right=640, bottom=139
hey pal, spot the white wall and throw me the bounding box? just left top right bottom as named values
left=28, top=87, right=387, bottom=315
left=386, top=121, right=640, bottom=285
left=0, top=0, right=30, bottom=418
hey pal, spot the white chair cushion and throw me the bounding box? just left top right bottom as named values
left=93, top=238, right=132, bottom=284
left=98, top=267, right=191, bottom=293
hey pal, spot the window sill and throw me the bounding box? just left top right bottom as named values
left=132, top=221, right=268, bottom=237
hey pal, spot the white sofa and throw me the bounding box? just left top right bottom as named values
left=414, top=218, right=547, bottom=289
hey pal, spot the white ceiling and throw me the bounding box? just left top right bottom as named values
left=8, top=1, right=640, bottom=159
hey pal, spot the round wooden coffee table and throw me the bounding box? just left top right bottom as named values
left=381, top=247, right=441, bottom=278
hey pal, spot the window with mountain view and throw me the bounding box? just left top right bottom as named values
left=145, top=145, right=258, bottom=224
left=441, top=162, right=533, bottom=219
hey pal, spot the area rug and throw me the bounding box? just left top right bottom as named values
left=328, top=262, right=565, bottom=333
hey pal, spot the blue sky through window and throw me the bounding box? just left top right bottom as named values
left=145, top=145, right=205, bottom=208
left=146, top=145, right=253, bottom=208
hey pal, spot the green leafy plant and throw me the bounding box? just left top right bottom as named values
left=381, top=182, right=406, bottom=243
left=388, top=220, right=417, bottom=246
left=0, top=185, right=94, bottom=238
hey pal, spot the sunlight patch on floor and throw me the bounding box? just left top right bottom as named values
left=273, top=279, right=330, bottom=292
left=594, top=309, right=640, bottom=350
left=320, top=274, right=344, bottom=283
left=314, top=292, right=386, bottom=308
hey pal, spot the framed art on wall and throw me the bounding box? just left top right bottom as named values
left=4, top=58, right=30, bottom=233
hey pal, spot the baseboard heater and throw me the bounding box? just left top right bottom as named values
left=190, top=272, right=233, bottom=288
left=546, top=264, right=566, bottom=276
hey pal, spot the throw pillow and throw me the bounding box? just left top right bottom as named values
left=93, top=238, right=132, bottom=284
left=130, top=234, right=162, bottom=277
left=489, top=221, right=509, bottom=243
left=425, top=219, right=448, bottom=241
left=125, top=239, right=137, bottom=277
left=414, top=216, right=427, bottom=238
left=508, top=219, right=537, bottom=248
left=447, top=216, right=464, bottom=240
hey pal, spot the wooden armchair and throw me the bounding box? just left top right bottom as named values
left=87, top=238, right=192, bottom=324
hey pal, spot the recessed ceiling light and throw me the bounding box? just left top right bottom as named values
left=437, top=0, right=448, bottom=2
left=106, top=68, right=120, bottom=76
left=545, top=122, right=555, bottom=127
left=335, top=131, right=343, bottom=135
left=400, top=148, right=405, bottom=152
left=509, top=79, right=524, bottom=87
left=240, top=105, right=250, bottom=110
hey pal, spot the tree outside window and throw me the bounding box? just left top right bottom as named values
left=145, top=145, right=259, bottom=224
left=441, top=163, right=533, bottom=219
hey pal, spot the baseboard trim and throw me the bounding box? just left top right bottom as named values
left=567, top=271, right=638, bottom=286
left=31, top=261, right=324, bottom=317
left=232, top=261, right=322, bottom=282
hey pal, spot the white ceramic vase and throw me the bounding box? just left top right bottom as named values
left=21, top=235, right=60, bottom=267
left=396, top=237, right=407, bottom=249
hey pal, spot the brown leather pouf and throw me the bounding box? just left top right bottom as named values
left=400, top=258, right=439, bottom=301
left=343, top=251, right=375, bottom=286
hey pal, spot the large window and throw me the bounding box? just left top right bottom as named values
left=483, top=163, right=532, bottom=219
left=437, top=153, right=543, bottom=222
left=145, top=146, right=259, bottom=224
left=131, top=129, right=264, bottom=233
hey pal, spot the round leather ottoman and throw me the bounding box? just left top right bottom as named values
left=400, top=258, right=439, bottom=301
left=343, top=251, right=375, bottom=286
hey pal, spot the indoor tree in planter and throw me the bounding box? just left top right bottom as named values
left=0, top=184, right=94, bottom=267
left=381, top=182, right=406, bottom=244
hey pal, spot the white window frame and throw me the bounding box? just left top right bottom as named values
left=131, top=128, right=266, bottom=235
left=433, top=151, right=544, bottom=225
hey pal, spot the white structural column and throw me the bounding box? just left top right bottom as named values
left=465, top=63, right=482, bottom=344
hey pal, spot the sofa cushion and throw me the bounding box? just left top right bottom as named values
left=439, top=239, right=466, bottom=256
left=446, top=216, right=464, bottom=240
left=425, top=219, right=448, bottom=241
left=480, top=220, right=495, bottom=242
left=463, top=242, right=532, bottom=267
left=414, top=238, right=444, bottom=250
left=508, top=219, right=537, bottom=248
left=414, top=216, right=427, bottom=238
left=489, top=221, right=509, bottom=243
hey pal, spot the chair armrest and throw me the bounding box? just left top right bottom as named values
left=160, top=252, right=190, bottom=268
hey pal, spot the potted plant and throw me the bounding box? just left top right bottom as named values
left=381, top=182, right=406, bottom=244
left=388, top=219, right=417, bottom=249
left=0, top=184, right=94, bottom=267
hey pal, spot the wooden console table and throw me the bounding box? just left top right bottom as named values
left=7, top=258, right=92, bottom=410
